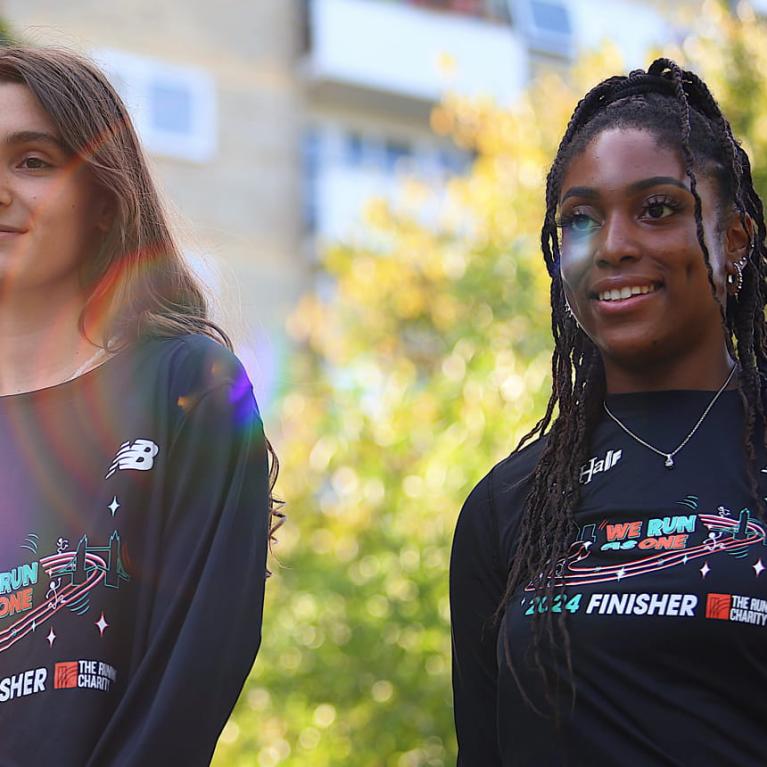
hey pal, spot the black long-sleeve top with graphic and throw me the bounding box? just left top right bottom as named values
left=451, top=389, right=767, bottom=766
left=0, top=334, right=269, bottom=767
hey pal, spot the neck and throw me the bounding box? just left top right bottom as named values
left=603, top=343, right=735, bottom=394
left=0, top=283, right=103, bottom=396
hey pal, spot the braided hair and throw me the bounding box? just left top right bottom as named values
left=502, top=58, right=767, bottom=710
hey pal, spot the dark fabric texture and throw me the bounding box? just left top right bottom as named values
left=452, top=389, right=767, bottom=766
left=0, top=334, right=269, bottom=767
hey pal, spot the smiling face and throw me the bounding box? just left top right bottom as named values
left=0, top=82, right=111, bottom=297
left=557, top=127, right=747, bottom=379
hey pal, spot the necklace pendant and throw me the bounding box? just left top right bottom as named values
left=665, top=455, right=674, bottom=469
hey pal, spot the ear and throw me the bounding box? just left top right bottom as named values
left=93, top=192, right=116, bottom=234
left=723, top=209, right=753, bottom=296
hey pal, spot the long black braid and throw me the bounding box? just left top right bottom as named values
left=501, top=58, right=767, bottom=712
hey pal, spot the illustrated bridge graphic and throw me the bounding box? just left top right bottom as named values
left=0, top=531, right=129, bottom=654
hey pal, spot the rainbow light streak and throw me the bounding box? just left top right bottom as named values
left=559, top=231, right=596, bottom=297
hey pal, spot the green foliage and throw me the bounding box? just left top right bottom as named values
left=214, top=6, right=767, bottom=766
left=0, top=17, right=16, bottom=46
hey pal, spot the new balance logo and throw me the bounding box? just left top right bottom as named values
left=105, top=439, right=159, bottom=479
left=579, top=449, right=622, bottom=485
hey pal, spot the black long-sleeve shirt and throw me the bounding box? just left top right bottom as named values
left=0, top=334, right=269, bottom=766
left=452, top=389, right=767, bottom=766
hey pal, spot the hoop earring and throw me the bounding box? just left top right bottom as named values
left=727, top=255, right=748, bottom=296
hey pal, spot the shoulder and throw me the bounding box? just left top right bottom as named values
left=490, top=436, right=546, bottom=507
left=136, top=334, right=252, bottom=401
left=118, top=334, right=259, bottom=427
left=455, top=436, right=545, bottom=559
left=143, top=334, right=247, bottom=385
left=460, top=436, right=545, bottom=522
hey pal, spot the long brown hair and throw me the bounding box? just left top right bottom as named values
left=0, top=46, right=283, bottom=547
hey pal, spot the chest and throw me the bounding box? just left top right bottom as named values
left=501, top=419, right=767, bottom=670
left=0, top=391, right=173, bottom=669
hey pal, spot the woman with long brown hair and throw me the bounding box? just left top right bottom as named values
left=452, top=59, right=767, bottom=765
left=0, top=46, right=277, bottom=765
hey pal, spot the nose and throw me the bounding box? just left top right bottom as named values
left=595, top=212, right=641, bottom=267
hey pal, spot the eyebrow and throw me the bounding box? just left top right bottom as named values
left=560, top=176, right=689, bottom=204
left=2, top=130, right=66, bottom=151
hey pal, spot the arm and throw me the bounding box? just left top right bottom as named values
left=450, top=469, right=505, bottom=767
left=88, top=379, right=270, bottom=767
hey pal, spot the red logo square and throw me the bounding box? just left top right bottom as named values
left=706, top=593, right=732, bottom=621
left=54, top=662, right=78, bottom=689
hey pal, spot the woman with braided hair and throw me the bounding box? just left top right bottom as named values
left=451, top=58, right=767, bottom=765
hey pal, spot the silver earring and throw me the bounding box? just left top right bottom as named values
left=728, top=256, right=748, bottom=295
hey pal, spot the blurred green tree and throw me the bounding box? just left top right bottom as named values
left=214, top=4, right=767, bottom=766
left=0, top=18, right=14, bottom=45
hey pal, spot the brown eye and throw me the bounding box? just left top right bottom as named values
left=20, top=156, right=51, bottom=170
left=644, top=196, right=679, bottom=220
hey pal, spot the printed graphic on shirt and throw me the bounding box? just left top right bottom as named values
left=54, top=659, right=116, bottom=692
left=0, top=525, right=130, bottom=656
left=522, top=591, right=767, bottom=626
left=705, top=592, right=767, bottom=626
left=105, top=438, right=159, bottom=479
left=522, top=591, right=699, bottom=618
left=579, top=449, right=622, bottom=484
left=520, top=494, right=767, bottom=627
left=527, top=499, right=767, bottom=591
left=0, top=659, right=116, bottom=705
left=0, top=667, right=47, bottom=702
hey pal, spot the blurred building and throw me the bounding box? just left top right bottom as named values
left=0, top=0, right=692, bottom=409
left=301, top=0, right=683, bottom=244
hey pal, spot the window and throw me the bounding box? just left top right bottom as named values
left=93, top=48, right=217, bottom=163
left=437, top=148, right=473, bottom=175
left=508, top=0, right=573, bottom=57
left=302, top=123, right=474, bottom=238
left=344, top=132, right=367, bottom=167
left=384, top=139, right=413, bottom=172
left=149, top=81, right=193, bottom=134
left=529, top=0, right=570, bottom=34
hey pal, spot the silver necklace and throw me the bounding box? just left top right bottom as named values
left=602, top=365, right=737, bottom=469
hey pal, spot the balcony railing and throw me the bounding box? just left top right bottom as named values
left=382, top=0, right=511, bottom=22
left=302, top=0, right=528, bottom=107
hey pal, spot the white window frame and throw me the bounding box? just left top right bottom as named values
left=92, top=48, right=217, bottom=163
